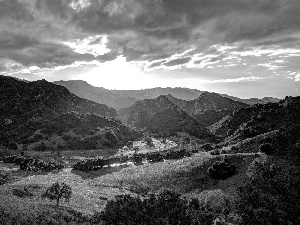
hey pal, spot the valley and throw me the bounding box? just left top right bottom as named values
left=1, top=76, right=299, bottom=225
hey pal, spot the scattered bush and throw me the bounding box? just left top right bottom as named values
left=207, top=161, right=236, bottom=179
left=3, top=154, right=64, bottom=172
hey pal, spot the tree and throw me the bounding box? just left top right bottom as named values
left=42, top=182, right=72, bottom=207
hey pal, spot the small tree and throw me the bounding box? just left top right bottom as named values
left=42, top=182, right=72, bottom=207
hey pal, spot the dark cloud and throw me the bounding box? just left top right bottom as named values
left=1, top=0, right=300, bottom=71
left=164, top=57, right=191, bottom=67
left=148, top=60, right=166, bottom=68
left=0, top=34, right=101, bottom=68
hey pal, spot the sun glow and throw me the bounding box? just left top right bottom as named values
left=77, top=56, right=158, bottom=89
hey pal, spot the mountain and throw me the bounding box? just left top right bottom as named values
left=111, top=87, right=205, bottom=101
left=54, top=80, right=279, bottom=110
left=0, top=75, right=140, bottom=150
left=221, top=94, right=281, bottom=105
left=165, top=93, right=249, bottom=127
left=54, top=80, right=136, bottom=110
left=210, top=96, right=300, bottom=142
left=118, top=95, right=215, bottom=140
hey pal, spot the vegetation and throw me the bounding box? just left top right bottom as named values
left=0, top=170, right=11, bottom=185
left=92, top=190, right=216, bottom=225
left=258, top=143, right=275, bottom=155
left=42, top=182, right=72, bottom=207
left=207, top=160, right=236, bottom=180
left=3, top=154, right=64, bottom=172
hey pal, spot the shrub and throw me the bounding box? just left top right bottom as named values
left=42, top=182, right=72, bottom=207
left=210, top=150, right=220, bottom=155
left=207, top=161, right=236, bottom=179
left=132, top=153, right=143, bottom=165
left=238, top=159, right=300, bottom=225
left=259, top=143, right=275, bottom=155
left=0, top=170, right=11, bottom=185
left=146, top=152, right=164, bottom=163
left=96, top=190, right=206, bottom=225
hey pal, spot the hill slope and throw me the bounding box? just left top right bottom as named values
left=165, top=93, right=249, bottom=127
left=118, top=95, right=214, bottom=140
left=210, top=96, right=300, bottom=142
left=0, top=75, right=139, bottom=150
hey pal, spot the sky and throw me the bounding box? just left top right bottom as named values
left=0, top=0, right=300, bottom=98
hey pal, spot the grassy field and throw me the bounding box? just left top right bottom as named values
left=1, top=139, right=260, bottom=215
left=92, top=152, right=258, bottom=194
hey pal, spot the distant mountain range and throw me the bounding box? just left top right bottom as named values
left=0, top=75, right=140, bottom=150
left=54, top=80, right=281, bottom=110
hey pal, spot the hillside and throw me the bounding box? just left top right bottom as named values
left=118, top=95, right=214, bottom=140
left=165, top=93, right=249, bottom=127
left=54, top=80, right=136, bottom=110
left=0, top=75, right=140, bottom=150
left=210, top=96, right=300, bottom=142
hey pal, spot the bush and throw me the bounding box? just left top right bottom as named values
left=210, top=150, right=220, bottom=155
left=132, top=153, right=143, bottom=165
left=146, top=152, right=164, bottom=163
left=94, top=190, right=215, bottom=225
left=238, top=159, right=300, bottom=225
left=259, top=143, right=275, bottom=155
left=0, top=170, right=11, bottom=185
left=207, top=161, right=236, bottom=179
left=42, top=182, right=72, bottom=207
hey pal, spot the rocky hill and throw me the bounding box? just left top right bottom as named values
left=0, top=75, right=140, bottom=150
left=165, top=93, right=249, bottom=127
left=210, top=96, right=300, bottom=142
left=118, top=95, right=215, bottom=140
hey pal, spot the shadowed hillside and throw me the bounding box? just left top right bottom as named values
left=118, top=95, right=215, bottom=140
left=0, top=76, right=140, bottom=150
left=54, top=80, right=137, bottom=110
left=210, top=96, right=300, bottom=143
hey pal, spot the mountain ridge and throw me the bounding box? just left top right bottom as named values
left=54, top=80, right=281, bottom=110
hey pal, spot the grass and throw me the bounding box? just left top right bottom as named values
left=1, top=140, right=260, bottom=215
left=92, top=152, right=259, bottom=195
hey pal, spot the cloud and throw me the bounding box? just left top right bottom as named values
left=203, top=76, right=264, bottom=84
left=1, top=0, right=300, bottom=76
left=164, top=57, right=191, bottom=66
